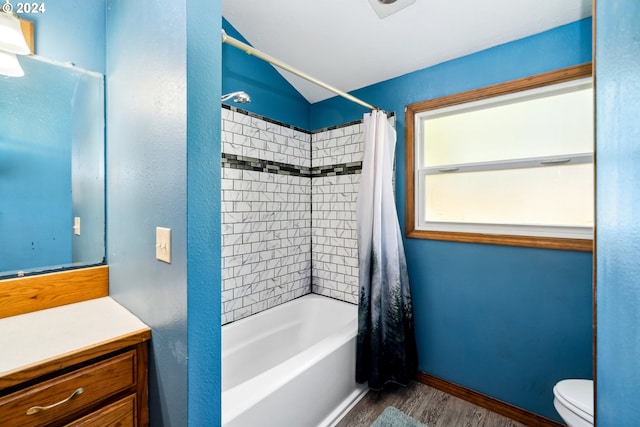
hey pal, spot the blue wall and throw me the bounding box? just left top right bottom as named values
left=106, top=0, right=189, bottom=425
left=595, top=1, right=640, bottom=425
left=310, top=19, right=593, bottom=422
left=227, top=19, right=593, bottom=421
left=106, top=0, right=222, bottom=425
left=187, top=0, right=222, bottom=425
left=222, top=19, right=311, bottom=129
left=10, top=3, right=598, bottom=424
left=18, top=0, right=106, bottom=73
left=26, top=1, right=222, bottom=424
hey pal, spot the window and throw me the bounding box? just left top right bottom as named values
left=405, top=64, right=593, bottom=251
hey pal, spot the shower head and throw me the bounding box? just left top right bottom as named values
left=221, top=91, right=251, bottom=103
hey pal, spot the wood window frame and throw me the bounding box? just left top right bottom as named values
left=405, top=63, right=593, bottom=252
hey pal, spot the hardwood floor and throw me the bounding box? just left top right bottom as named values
left=336, top=381, right=529, bottom=427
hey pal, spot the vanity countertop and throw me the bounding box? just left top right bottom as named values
left=0, top=297, right=150, bottom=383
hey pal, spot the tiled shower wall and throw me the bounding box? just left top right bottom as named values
left=221, top=108, right=312, bottom=324
left=310, top=124, right=363, bottom=304
left=221, top=106, right=364, bottom=324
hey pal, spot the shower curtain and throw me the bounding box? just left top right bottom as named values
left=356, top=110, right=418, bottom=390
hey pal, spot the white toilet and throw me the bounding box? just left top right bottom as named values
left=553, top=379, right=594, bottom=427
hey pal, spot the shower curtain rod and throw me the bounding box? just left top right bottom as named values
left=221, top=30, right=380, bottom=111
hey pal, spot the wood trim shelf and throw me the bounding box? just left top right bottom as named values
left=416, top=371, right=565, bottom=427
left=0, top=266, right=109, bottom=319
left=407, top=230, right=593, bottom=252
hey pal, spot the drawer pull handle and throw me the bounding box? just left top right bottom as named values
left=26, top=387, right=84, bottom=415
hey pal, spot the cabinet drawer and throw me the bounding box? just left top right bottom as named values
left=0, top=351, right=136, bottom=427
left=65, top=394, right=136, bottom=427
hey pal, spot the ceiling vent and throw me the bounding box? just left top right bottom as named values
left=368, top=0, right=416, bottom=19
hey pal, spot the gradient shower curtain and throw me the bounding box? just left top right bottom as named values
left=356, top=110, right=418, bottom=390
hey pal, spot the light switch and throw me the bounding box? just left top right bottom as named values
left=156, top=227, right=171, bottom=263
left=73, top=217, right=81, bottom=235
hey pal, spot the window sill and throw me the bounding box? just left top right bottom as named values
left=406, top=229, right=593, bottom=252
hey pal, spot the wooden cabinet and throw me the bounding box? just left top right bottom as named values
left=0, top=294, right=151, bottom=427
left=0, top=342, right=148, bottom=427
left=66, top=394, right=136, bottom=427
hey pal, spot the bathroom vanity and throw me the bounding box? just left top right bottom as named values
left=0, top=267, right=151, bottom=427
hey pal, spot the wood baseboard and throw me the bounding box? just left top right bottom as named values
left=416, top=372, right=565, bottom=427
left=0, top=266, right=109, bottom=319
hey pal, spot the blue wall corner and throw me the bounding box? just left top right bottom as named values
left=106, top=0, right=190, bottom=425
left=595, top=1, right=640, bottom=425
left=222, top=18, right=311, bottom=129
left=20, top=0, right=106, bottom=73
left=187, top=0, right=222, bottom=425
left=407, top=241, right=592, bottom=420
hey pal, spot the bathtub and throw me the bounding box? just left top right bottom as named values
left=222, top=294, right=368, bottom=427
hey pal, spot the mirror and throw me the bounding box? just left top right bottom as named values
left=0, top=55, right=105, bottom=278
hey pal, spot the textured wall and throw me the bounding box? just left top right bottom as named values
left=21, top=0, right=106, bottom=73
left=595, top=1, right=640, bottom=425
left=186, top=0, right=222, bottom=423
left=106, top=0, right=189, bottom=425
left=222, top=19, right=311, bottom=129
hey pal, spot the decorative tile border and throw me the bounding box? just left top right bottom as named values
left=222, top=153, right=312, bottom=177
left=312, top=118, right=364, bottom=134
left=222, top=153, right=362, bottom=177
left=221, top=104, right=385, bottom=135
left=221, top=105, right=394, bottom=177
left=312, top=161, right=362, bottom=177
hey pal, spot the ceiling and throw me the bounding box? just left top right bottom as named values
left=222, top=0, right=592, bottom=104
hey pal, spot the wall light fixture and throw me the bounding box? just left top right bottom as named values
left=0, top=5, right=31, bottom=77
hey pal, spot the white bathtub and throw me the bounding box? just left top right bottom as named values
left=222, top=294, right=368, bottom=427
